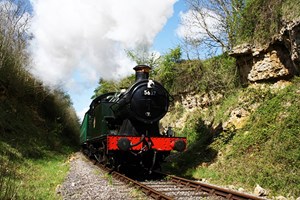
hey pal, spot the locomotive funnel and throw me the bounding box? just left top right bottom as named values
left=133, top=65, right=151, bottom=82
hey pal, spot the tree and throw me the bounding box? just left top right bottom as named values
left=91, top=78, right=118, bottom=99
left=125, top=44, right=161, bottom=68
left=0, top=0, right=31, bottom=69
left=179, top=0, right=244, bottom=57
left=156, top=47, right=182, bottom=91
left=0, top=0, right=36, bottom=99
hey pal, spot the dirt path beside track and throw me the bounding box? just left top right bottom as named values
left=57, top=152, right=147, bottom=200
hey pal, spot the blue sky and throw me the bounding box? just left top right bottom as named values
left=73, top=0, right=188, bottom=120
left=153, top=0, right=188, bottom=54
left=26, top=0, right=188, bottom=120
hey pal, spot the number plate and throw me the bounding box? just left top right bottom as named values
left=143, top=89, right=156, bottom=96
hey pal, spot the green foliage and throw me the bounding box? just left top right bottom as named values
left=218, top=82, right=300, bottom=196
left=125, top=44, right=161, bottom=68
left=16, top=153, right=71, bottom=199
left=282, top=0, right=300, bottom=21
left=200, top=54, right=238, bottom=93
left=190, top=167, right=220, bottom=181
left=93, top=49, right=238, bottom=100
left=104, top=173, right=113, bottom=186
left=182, top=110, right=211, bottom=145
left=118, top=74, right=135, bottom=89
left=0, top=150, right=18, bottom=200
left=236, top=0, right=300, bottom=45
left=162, top=109, right=218, bottom=175
left=92, top=78, right=118, bottom=99
left=155, top=47, right=182, bottom=91
left=92, top=75, right=135, bottom=99
left=227, top=0, right=246, bottom=47
left=212, top=91, right=240, bottom=124
left=155, top=51, right=238, bottom=95
left=0, top=89, right=78, bottom=197
left=165, top=78, right=300, bottom=197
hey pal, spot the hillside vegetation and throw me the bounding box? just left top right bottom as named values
left=0, top=2, right=80, bottom=199
left=162, top=77, right=300, bottom=197
left=237, top=0, right=300, bottom=45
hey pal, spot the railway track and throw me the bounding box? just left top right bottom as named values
left=84, top=153, right=267, bottom=200
left=149, top=172, right=268, bottom=200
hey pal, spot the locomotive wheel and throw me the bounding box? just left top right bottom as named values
left=95, top=151, right=108, bottom=164
left=107, top=157, right=115, bottom=168
left=82, top=148, right=89, bottom=156
left=94, top=153, right=102, bottom=163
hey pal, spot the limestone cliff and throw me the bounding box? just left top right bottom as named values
left=230, top=19, right=300, bottom=84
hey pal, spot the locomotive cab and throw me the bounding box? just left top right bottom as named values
left=80, top=92, right=117, bottom=144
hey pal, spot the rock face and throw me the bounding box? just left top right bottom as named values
left=248, top=50, right=290, bottom=81
left=176, top=92, right=223, bottom=110
left=253, top=184, right=268, bottom=197
left=222, top=108, right=250, bottom=130
left=230, top=19, right=300, bottom=84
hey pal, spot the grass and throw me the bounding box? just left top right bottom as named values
left=0, top=80, right=79, bottom=199
left=217, top=80, right=300, bottom=196
left=103, top=173, right=113, bottom=186
left=0, top=156, right=18, bottom=199
left=163, top=77, right=300, bottom=198
left=189, top=167, right=220, bottom=182
left=129, top=188, right=148, bottom=200
left=0, top=142, right=21, bottom=200
left=236, top=0, right=300, bottom=45
left=282, top=0, right=300, bottom=21
left=16, top=152, right=72, bottom=199
left=0, top=141, right=74, bottom=200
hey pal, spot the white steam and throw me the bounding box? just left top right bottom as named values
left=29, top=0, right=177, bottom=89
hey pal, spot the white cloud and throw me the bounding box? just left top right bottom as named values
left=176, top=8, right=222, bottom=41
left=29, top=0, right=177, bottom=90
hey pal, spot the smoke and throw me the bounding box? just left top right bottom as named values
left=29, top=0, right=177, bottom=90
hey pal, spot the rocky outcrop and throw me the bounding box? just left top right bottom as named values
left=176, top=92, right=223, bottom=110
left=161, top=91, right=223, bottom=130
left=254, top=184, right=268, bottom=197
left=222, top=108, right=250, bottom=130
left=230, top=19, right=300, bottom=84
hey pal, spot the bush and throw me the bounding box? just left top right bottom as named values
left=200, top=54, right=238, bottom=94
left=236, top=0, right=300, bottom=45
left=154, top=52, right=238, bottom=96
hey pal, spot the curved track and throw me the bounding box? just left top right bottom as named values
left=84, top=152, right=267, bottom=200
left=151, top=172, right=267, bottom=200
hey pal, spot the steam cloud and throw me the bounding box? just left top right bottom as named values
left=29, top=0, right=177, bottom=90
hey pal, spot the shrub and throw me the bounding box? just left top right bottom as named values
left=236, top=0, right=300, bottom=45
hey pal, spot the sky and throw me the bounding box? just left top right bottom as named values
left=26, top=0, right=189, bottom=120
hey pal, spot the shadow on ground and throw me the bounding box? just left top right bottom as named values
left=161, top=119, right=230, bottom=179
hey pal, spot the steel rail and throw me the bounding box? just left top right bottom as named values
left=94, top=162, right=174, bottom=200
left=83, top=153, right=267, bottom=200
left=166, top=174, right=267, bottom=200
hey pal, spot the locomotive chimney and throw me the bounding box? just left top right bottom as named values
left=133, top=65, right=151, bottom=82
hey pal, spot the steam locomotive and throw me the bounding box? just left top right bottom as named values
left=80, top=65, right=186, bottom=172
